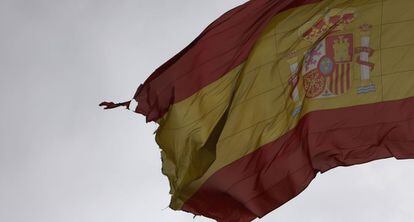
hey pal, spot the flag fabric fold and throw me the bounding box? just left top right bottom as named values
left=104, top=0, right=414, bottom=221
left=131, top=0, right=321, bottom=123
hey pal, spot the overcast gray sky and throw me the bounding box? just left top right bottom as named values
left=1, top=0, right=414, bottom=221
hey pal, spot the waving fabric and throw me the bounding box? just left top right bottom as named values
left=103, top=0, right=414, bottom=221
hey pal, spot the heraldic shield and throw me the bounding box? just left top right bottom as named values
left=285, top=8, right=375, bottom=117
left=295, top=8, right=360, bottom=99
left=302, top=33, right=354, bottom=98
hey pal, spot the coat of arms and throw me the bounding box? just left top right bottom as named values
left=286, top=8, right=376, bottom=106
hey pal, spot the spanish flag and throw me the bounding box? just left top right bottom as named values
left=101, top=0, right=414, bottom=221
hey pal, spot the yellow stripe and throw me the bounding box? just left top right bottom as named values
left=155, top=0, right=414, bottom=209
left=155, top=64, right=243, bottom=208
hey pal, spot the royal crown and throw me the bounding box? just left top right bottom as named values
left=299, top=9, right=355, bottom=43
left=360, top=23, right=373, bottom=36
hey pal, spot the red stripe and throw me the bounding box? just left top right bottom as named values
left=346, top=63, right=351, bottom=90
left=183, top=97, right=414, bottom=221
left=340, top=63, right=345, bottom=94
left=133, top=0, right=323, bottom=122
left=334, top=64, right=339, bottom=94
left=329, top=73, right=333, bottom=93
